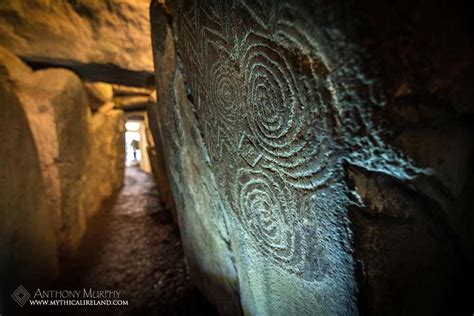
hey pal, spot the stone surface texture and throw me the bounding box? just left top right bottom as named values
left=0, top=62, right=59, bottom=293
left=14, top=65, right=92, bottom=255
left=149, top=1, right=473, bottom=315
left=145, top=110, right=177, bottom=219
left=84, top=81, right=114, bottom=110
left=0, top=0, right=153, bottom=72
left=84, top=104, right=126, bottom=219
left=0, top=46, right=126, bottom=256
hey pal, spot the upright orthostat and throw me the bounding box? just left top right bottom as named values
left=149, top=1, right=474, bottom=315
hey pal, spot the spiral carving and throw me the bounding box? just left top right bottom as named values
left=239, top=31, right=336, bottom=190
left=208, top=58, right=244, bottom=129
left=235, top=168, right=307, bottom=274
left=172, top=2, right=427, bottom=297
left=174, top=1, right=359, bottom=281
left=200, top=55, right=245, bottom=162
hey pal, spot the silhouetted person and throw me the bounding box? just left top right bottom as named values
left=131, top=139, right=139, bottom=161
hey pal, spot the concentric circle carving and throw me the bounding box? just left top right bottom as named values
left=235, top=168, right=307, bottom=274
left=239, top=31, right=336, bottom=190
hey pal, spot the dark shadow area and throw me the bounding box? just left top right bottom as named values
left=21, top=56, right=155, bottom=87
left=6, top=166, right=216, bottom=316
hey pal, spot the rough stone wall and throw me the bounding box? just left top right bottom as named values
left=84, top=82, right=114, bottom=111
left=146, top=107, right=178, bottom=220
left=139, top=121, right=152, bottom=173
left=0, top=46, right=126, bottom=256
left=0, top=63, right=58, bottom=294
left=84, top=105, right=126, bottom=219
left=19, top=67, right=92, bottom=254
left=0, top=0, right=152, bottom=73
left=150, top=1, right=473, bottom=315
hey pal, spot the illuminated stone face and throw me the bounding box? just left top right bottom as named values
left=150, top=1, right=473, bottom=315
left=173, top=1, right=426, bottom=284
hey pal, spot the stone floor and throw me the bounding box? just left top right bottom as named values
left=54, top=166, right=216, bottom=316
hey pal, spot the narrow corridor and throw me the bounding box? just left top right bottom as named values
left=57, top=166, right=215, bottom=316
left=1, top=1, right=472, bottom=314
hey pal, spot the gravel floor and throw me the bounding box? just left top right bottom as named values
left=55, top=166, right=216, bottom=316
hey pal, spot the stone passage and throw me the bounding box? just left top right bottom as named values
left=0, top=45, right=126, bottom=296
left=149, top=1, right=473, bottom=315
left=57, top=166, right=215, bottom=316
